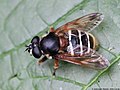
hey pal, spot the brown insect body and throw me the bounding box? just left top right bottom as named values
left=57, top=29, right=98, bottom=54
left=25, top=13, right=110, bottom=75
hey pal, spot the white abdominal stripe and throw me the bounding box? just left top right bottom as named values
left=78, top=30, right=83, bottom=56
left=68, top=30, right=91, bottom=56
left=84, top=32, right=90, bottom=53
left=68, top=30, right=74, bottom=56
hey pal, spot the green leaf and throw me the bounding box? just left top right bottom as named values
left=0, top=0, right=120, bottom=90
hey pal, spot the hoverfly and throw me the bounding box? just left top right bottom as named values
left=25, top=13, right=110, bottom=75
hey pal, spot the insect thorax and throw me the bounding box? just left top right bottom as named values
left=67, top=30, right=97, bottom=56
left=40, top=32, right=60, bottom=55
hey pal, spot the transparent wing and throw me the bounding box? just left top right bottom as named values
left=55, top=46, right=110, bottom=69
left=55, top=13, right=104, bottom=34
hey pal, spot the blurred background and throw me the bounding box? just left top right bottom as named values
left=0, top=0, right=120, bottom=90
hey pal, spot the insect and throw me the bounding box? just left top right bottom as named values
left=25, top=13, right=110, bottom=75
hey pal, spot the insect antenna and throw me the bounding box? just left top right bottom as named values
left=24, top=44, right=30, bottom=52
left=25, top=44, right=29, bottom=47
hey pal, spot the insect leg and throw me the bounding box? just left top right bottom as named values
left=37, top=56, right=48, bottom=65
left=53, top=59, right=59, bottom=76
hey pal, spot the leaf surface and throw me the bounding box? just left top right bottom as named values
left=0, top=0, right=120, bottom=90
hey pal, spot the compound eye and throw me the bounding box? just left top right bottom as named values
left=31, top=36, right=39, bottom=44
left=32, top=46, right=42, bottom=58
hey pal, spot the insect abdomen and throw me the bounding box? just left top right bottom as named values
left=67, top=30, right=95, bottom=56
